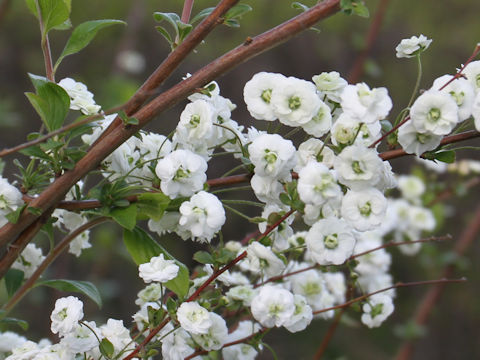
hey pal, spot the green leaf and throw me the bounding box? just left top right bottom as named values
left=19, top=144, right=51, bottom=161
left=5, top=269, right=24, bottom=298
left=25, top=0, right=70, bottom=36
left=5, top=204, right=27, bottom=225
left=99, top=338, right=115, bottom=359
left=36, top=279, right=102, bottom=307
left=191, top=7, right=214, bottom=24
left=0, top=317, right=29, bottom=331
left=55, top=19, right=126, bottom=71
left=123, top=227, right=190, bottom=298
left=110, top=204, right=137, bottom=230
left=340, top=0, right=370, bottom=17
left=292, top=2, right=310, bottom=11
left=225, top=4, right=253, bottom=20
left=136, top=192, right=170, bottom=221
left=193, top=251, right=214, bottom=265
left=26, top=74, right=70, bottom=131
left=433, top=150, right=456, bottom=164
left=155, top=25, right=173, bottom=46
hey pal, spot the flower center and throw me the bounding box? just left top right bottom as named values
left=427, top=108, right=441, bottom=122
left=303, top=281, right=321, bottom=296
left=174, top=167, right=190, bottom=180
left=449, top=91, right=465, bottom=106
left=359, top=201, right=372, bottom=216
left=476, top=74, right=480, bottom=88
left=264, top=150, right=278, bottom=164
left=0, top=195, right=8, bottom=209
left=268, top=303, right=284, bottom=316
left=352, top=160, right=364, bottom=174
left=189, top=114, right=201, bottom=127
left=261, top=89, right=272, bottom=103
left=370, top=303, right=384, bottom=318
left=416, top=133, right=429, bottom=144
left=324, top=234, right=338, bottom=249
left=288, top=96, right=301, bottom=110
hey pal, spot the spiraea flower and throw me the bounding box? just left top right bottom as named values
left=175, top=99, right=215, bottom=146
left=312, top=71, right=348, bottom=103
left=297, top=161, right=341, bottom=206
left=178, top=191, right=225, bottom=243
left=58, top=77, right=101, bottom=115
left=340, top=188, right=388, bottom=232
left=395, top=34, right=432, bottom=58
left=410, top=89, right=459, bottom=135
left=244, top=242, right=286, bottom=277
left=431, top=74, right=475, bottom=121
left=177, top=302, right=212, bottom=335
left=361, top=294, right=394, bottom=328
left=251, top=285, right=295, bottom=328
left=138, top=253, right=179, bottom=283
left=155, top=149, right=207, bottom=198
left=0, top=177, right=23, bottom=228
left=397, top=121, right=442, bottom=156
left=191, top=312, right=228, bottom=351
left=50, top=296, right=84, bottom=336
left=306, top=218, right=356, bottom=265
left=243, top=72, right=286, bottom=121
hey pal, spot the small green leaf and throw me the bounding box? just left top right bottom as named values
left=279, top=193, right=291, bottom=207
left=136, top=192, right=170, bottom=221
left=25, top=0, right=70, bottom=36
left=291, top=2, right=310, bottom=11
left=26, top=74, right=70, bottom=131
left=224, top=18, right=240, bottom=28
left=55, top=19, right=126, bottom=71
left=123, top=227, right=190, bottom=298
left=5, top=204, right=27, bottom=224
left=340, top=0, right=370, bottom=17
left=27, top=206, right=43, bottom=216
left=5, top=269, right=25, bottom=298
left=191, top=7, right=214, bottom=24
left=19, top=144, right=51, bottom=161
left=99, top=338, right=115, bottom=359
left=0, top=317, right=29, bottom=331
left=193, top=251, right=214, bottom=265
left=155, top=25, right=173, bottom=45
left=110, top=204, right=137, bottom=230
left=37, top=279, right=102, bottom=307
left=432, top=150, right=456, bottom=164
left=225, top=4, right=253, bottom=20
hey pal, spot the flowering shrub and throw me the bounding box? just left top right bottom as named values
left=0, top=1, right=479, bottom=359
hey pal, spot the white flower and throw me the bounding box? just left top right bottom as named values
left=358, top=273, right=396, bottom=298
left=312, top=71, right=348, bottom=103
left=472, top=92, right=480, bottom=131
left=409, top=205, right=436, bottom=231
left=289, top=268, right=334, bottom=312
left=331, top=113, right=381, bottom=147
left=222, top=321, right=261, bottom=360
left=58, top=77, right=101, bottom=115
left=243, top=72, right=286, bottom=121
left=244, top=242, right=285, bottom=277
left=431, top=74, right=475, bottom=121
left=410, top=89, right=459, bottom=135
left=251, top=285, right=295, bottom=328
left=68, top=230, right=91, bottom=257
left=132, top=301, right=161, bottom=332
left=137, top=132, right=172, bottom=162
left=226, top=285, right=257, bottom=306
left=139, top=253, right=179, bottom=283
left=354, top=233, right=391, bottom=275
left=179, top=191, right=225, bottom=243
left=334, top=144, right=383, bottom=190
left=295, top=138, right=335, bottom=171
left=248, top=133, right=296, bottom=180
left=270, top=77, right=321, bottom=127
left=175, top=100, right=215, bottom=146
left=160, top=325, right=195, bottom=360
left=395, top=34, right=432, bottom=58
left=283, top=294, right=313, bottom=333
left=99, top=319, right=132, bottom=357
left=50, top=296, right=84, bottom=336
left=323, top=272, right=347, bottom=304
left=462, top=60, right=480, bottom=93
left=341, top=188, right=387, bottom=232
left=250, top=174, right=284, bottom=205
left=398, top=175, right=425, bottom=202
left=340, top=83, right=392, bottom=124
left=12, top=243, right=45, bottom=279
left=177, top=302, right=212, bottom=335
left=306, top=218, right=356, bottom=265
left=155, top=149, right=207, bottom=198
left=191, top=312, right=228, bottom=351
left=60, top=321, right=100, bottom=354
left=361, top=294, right=394, bottom=328
left=0, top=331, right=27, bottom=353
left=397, top=121, right=442, bottom=156
left=301, top=100, right=332, bottom=137
left=297, top=161, right=341, bottom=206
left=135, top=283, right=164, bottom=306
left=0, top=177, right=23, bottom=228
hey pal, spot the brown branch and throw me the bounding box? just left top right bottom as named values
left=313, top=278, right=467, bottom=316
left=2, top=217, right=109, bottom=313
left=380, top=130, right=480, bottom=161
left=427, top=176, right=480, bottom=207
left=93, top=0, right=240, bottom=145
left=0, top=0, right=342, bottom=274
left=347, top=0, right=390, bottom=83
left=184, top=329, right=266, bottom=360
left=394, top=205, right=480, bottom=360
left=313, top=307, right=347, bottom=360
left=181, top=0, right=195, bottom=24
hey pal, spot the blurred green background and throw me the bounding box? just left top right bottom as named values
left=0, top=0, right=479, bottom=359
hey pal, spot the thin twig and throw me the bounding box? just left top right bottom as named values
left=2, top=217, right=109, bottom=313
left=313, top=278, right=467, bottom=315
left=181, top=0, right=195, bottom=24
left=394, top=205, right=480, bottom=360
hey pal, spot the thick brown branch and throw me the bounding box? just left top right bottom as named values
left=394, top=205, right=480, bottom=360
